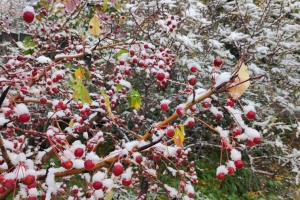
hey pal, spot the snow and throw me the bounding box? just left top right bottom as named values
left=167, top=167, right=177, bottom=176
left=36, top=55, right=51, bottom=63
left=244, top=127, right=260, bottom=139
left=92, top=171, right=106, bottom=182
left=121, top=167, right=132, bottom=179
left=216, top=126, right=229, bottom=138
left=119, top=79, right=132, bottom=88
left=164, top=184, right=177, bottom=198
left=230, top=149, right=242, bottom=161
left=23, top=6, right=35, bottom=14
left=14, top=103, right=29, bottom=116
left=216, top=165, right=228, bottom=175
left=214, top=72, right=231, bottom=87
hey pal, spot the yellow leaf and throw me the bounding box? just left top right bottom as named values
left=105, top=190, right=113, bottom=200
left=102, top=0, right=108, bottom=12
left=89, top=15, right=101, bottom=36
left=74, top=67, right=84, bottom=79
left=173, top=125, right=185, bottom=147
left=228, top=63, right=250, bottom=99
left=69, top=119, right=74, bottom=128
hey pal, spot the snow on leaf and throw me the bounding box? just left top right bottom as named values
left=72, top=80, right=92, bottom=104
left=89, top=15, right=101, bottom=36
left=129, top=90, right=141, bottom=110
left=173, top=124, right=185, bottom=147
left=229, top=63, right=250, bottom=99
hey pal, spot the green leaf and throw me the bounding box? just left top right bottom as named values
left=102, top=0, right=108, bottom=12
left=24, top=48, right=34, bottom=55
left=129, top=90, right=141, bottom=110
left=23, top=36, right=31, bottom=44
left=65, top=63, right=72, bottom=69
left=116, top=84, right=123, bottom=91
left=82, top=67, right=91, bottom=81
left=72, top=80, right=92, bottom=104
left=28, top=41, right=37, bottom=47
left=116, top=49, right=129, bottom=61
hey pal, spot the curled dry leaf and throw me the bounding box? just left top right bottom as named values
left=228, top=63, right=250, bottom=99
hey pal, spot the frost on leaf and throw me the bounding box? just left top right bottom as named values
left=72, top=80, right=92, bottom=104
left=229, top=63, right=250, bottom=99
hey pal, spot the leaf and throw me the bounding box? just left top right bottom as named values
left=23, top=36, right=31, bottom=44
left=74, top=67, right=85, bottom=79
left=72, top=80, right=92, bottom=104
left=83, top=67, right=91, bottom=81
left=89, top=15, right=101, bottom=36
left=116, top=0, right=121, bottom=10
left=65, top=63, right=72, bottom=69
left=116, top=84, right=123, bottom=91
left=102, top=0, right=108, bottom=12
left=98, top=88, right=114, bottom=119
left=116, top=49, right=129, bottom=61
left=105, top=190, right=113, bottom=200
left=173, top=125, right=185, bottom=147
left=228, top=63, right=250, bottom=99
left=69, top=119, right=74, bottom=128
left=129, top=90, right=141, bottom=110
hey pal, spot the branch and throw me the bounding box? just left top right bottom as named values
left=139, top=89, right=214, bottom=141
left=0, top=135, right=13, bottom=168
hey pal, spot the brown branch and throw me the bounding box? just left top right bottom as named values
left=139, top=89, right=214, bottom=141
left=0, top=135, right=13, bottom=169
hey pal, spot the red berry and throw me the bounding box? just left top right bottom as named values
left=216, top=114, right=222, bottom=120
left=28, top=197, right=37, bottom=200
left=247, top=139, right=255, bottom=147
left=16, top=113, right=30, bottom=123
left=122, top=178, right=132, bottom=186
left=157, top=72, right=165, bottom=81
left=112, top=164, right=124, bottom=176
left=202, top=102, right=210, bottom=108
left=153, top=154, right=161, bottom=162
left=23, top=175, right=35, bottom=185
left=213, top=58, right=223, bottom=67
left=3, top=179, right=15, bottom=188
left=160, top=103, right=168, bottom=111
left=23, top=11, right=35, bottom=23
left=62, top=160, right=73, bottom=169
left=93, top=181, right=103, bottom=190
left=226, top=99, right=234, bottom=107
left=17, top=55, right=24, bottom=61
left=40, top=97, right=47, bottom=104
left=5, top=64, right=11, bottom=69
left=234, top=160, right=244, bottom=169
left=187, top=120, right=195, bottom=127
left=188, top=77, right=197, bottom=86
left=227, top=167, right=235, bottom=174
left=135, top=155, right=143, bottom=164
left=26, top=182, right=36, bottom=189
left=217, top=173, right=226, bottom=180
left=0, top=186, right=6, bottom=194
left=166, top=128, right=174, bottom=138
left=246, top=110, right=256, bottom=120
left=129, top=49, right=135, bottom=55
left=190, top=66, right=197, bottom=72
left=144, top=44, right=149, bottom=49
left=232, top=127, right=242, bottom=136
left=74, top=148, right=84, bottom=158
left=253, top=137, right=261, bottom=144
left=188, top=192, right=194, bottom=198
left=84, top=159, right=95, bottom=170
left=176, top=107, right=185, bottom=116
left=0, top=160, right=4, bottom=165
left=119, top=60, right=125, bottom=65
left=190, top=105, right=196, bottom=112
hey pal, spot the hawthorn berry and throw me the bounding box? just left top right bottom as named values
left=23, top=175, right=35, bottom=185
left=84, top=159, right=95, bottom=170
left=217, top=173, right=226, bottom=180
left=112, top=164, right=124, bottom=176
left=246, top=110, right=256, bottom=120
left=213, top=57, right=223, bottom=67
left=74, top=148, right=84, bottom=158
left=234, top=160, right=244, bottom=169
left=122, top=178, right=132, bottom=186
left=93, top=181, right=103, bottom=190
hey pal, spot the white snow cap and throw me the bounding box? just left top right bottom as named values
left=216, top=165, right=228, bottom=175
left=244, top=104, right=256, bottom=113
left=216, top=126, right=229, bottom=138
left=23, top=6, right=35, bottom=14
left=14, top=103, right=29, bottom=116
left=215, top=72, right=231, bottom=87
left=121, top=167, right=132, bottom=180
left=160, top=99, right=171, bottom=105
left=230, top=149, right=242, bottom=161
left=92, top=171, right=106, bottom=182
left=227, top=161, right=236, bottom=170
left=36, top=56, right=51, bottom=63
left=244, top=127, right=260, bottom=140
